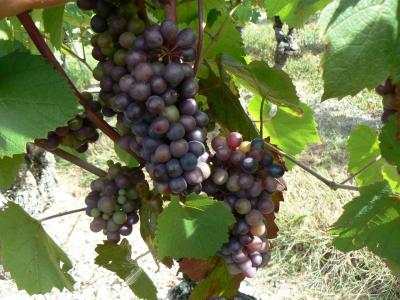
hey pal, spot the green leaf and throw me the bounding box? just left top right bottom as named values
left=0, top=52, right=78, bottom=158
left=264, top=0, right=333, bottom=28
left=155, top=194, right=235, bottom=259
left=0, top=202, right=75, bottom=294
left=95, top=239, right=157, bottom=300
left=0, top=154, right=25, bottom=189
left=330, top=181, right=400, bottom=265
left=114, top=144, right=139, bottom=167
left=189, top=258, right=242, bottom=300
left=221, top=56, right=301, bottom=111
left=43, top=5, right=65, bottom=49
left=199, top=65, right=259, bottom=141
left=321, top=0, right=399, bottom=99
left=177, top=0, right=225, bottom=25
left=379, top=114, right=400, bottom=167
left=0, top=39, right=28, bottom=58
left=347, top=125, right=384, bottom=186
left=248, top=97, right=320, bottom=166
left=382, top=164, right=400, bottom=193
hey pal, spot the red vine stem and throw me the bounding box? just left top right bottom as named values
left=35, top=141, right=107, bottom=177
left=136, top=0, right=150, bottom=24
left=193, top=0, right=204, bottom=74
left=18, top=12, right=144, bottom=165
left=40, top=207, right=86, bottom=222
left=163, top=0, right=177, bottom=22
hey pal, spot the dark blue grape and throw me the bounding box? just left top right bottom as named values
left=112, top=93, right=131, bottom=112
left=166, top=159, right=183, bottom=177
left=188, top=141, right=205, bottom=157
left=241, top=157, right=258, bottom=173
left=169, top=177, right=187, bottom=194
left=167, top=123, right=185, bottom=141
left=251, top=138, right=264, bottom=149
left=262, top=152, right=273, bottom=167
left=180, top=153, right=198, bottom=171
left=194, top=111, right=209, bottom=127
left=268, top=163, right=285, bottom=178
left=154, top=164, right=169, bottom=182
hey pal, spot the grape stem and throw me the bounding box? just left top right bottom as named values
left=259, top=97, right=266, bottom=138
left=136, top=0, right=150, bottom=24
left=264, top=142, right=360, bottom=191
left=163, top=0, right=177, bottom=22
left=340, top=155, right=382, bottom=184
left=35, top=141, right=107, bottom=177
left=39, top=207, right=86, bottom=222
left=61, top=44, right=93, bottom=72
left=18, top=11, right=145, bottom=166
left=193, top=0, right=204, bottom=74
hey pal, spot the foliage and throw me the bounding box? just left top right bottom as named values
left=0, top=202, right=75, bottom=294
left=95, top=240, right=157, bottom=300
left=0, top=0, right=399, bottom=298
left=155, top=194, right=235, bottom=259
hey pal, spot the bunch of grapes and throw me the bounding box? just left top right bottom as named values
left=375, top=79, right=400, bottom=124
left=202, top=132, right=286, bottom=278
left=78, top=0, right=211, bottom=195
left=85, top=161, right=146, bottom=242
left=38, top=93, right=101, bottom=153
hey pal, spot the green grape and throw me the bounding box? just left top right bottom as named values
left=90, top=208, right=101, bottom=218
left=127, top=188, right=139, bottom=200
left=117, top=195, right=127, bottom=205
left=113, top=211, right=128, bottom=225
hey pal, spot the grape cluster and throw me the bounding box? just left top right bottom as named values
left=78, top=0, right=210, bottom=194
left=376, top=79, right=400, bottom=124
left=203, top=132, right=286, bottom=278
left=38, top=93, right=101, bottom=153
left=85, top=161, right=146, bottom=242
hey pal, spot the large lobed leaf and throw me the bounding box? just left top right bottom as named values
left=321, top=0, right=399, bottom=100
left=155, top=194, right=235, bottom=259
left=0, top=202, right=75, bottom=294
left=0, top=154, right=25, bottom=189
left=330, top=181, right=400, bottom=265
left=222, top=56, right=301, bottom=111
left=95, top=240, right=157, bottom=300
left=264, top=0, right=333, bottom=28
left=248, top=96, right=320, bottom=167
left=0, top=52, right=79, bottom=158
left=199, top=65, right=259, bottom=141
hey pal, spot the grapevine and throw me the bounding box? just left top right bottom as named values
left=0, top=0, right=398, bottom=299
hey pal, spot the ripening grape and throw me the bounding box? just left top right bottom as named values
left=84, top=162, right=146, bottom=242
left=205, top=132, right=286, bottom=278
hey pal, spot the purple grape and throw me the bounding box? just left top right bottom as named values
left=129, top=83, right=151, bottom=101
left=184, top=168, right=203, bottom=185
left=170, top=139, right=189, bottom=158
left=176, top=28, right=196, bottom=48
left=167, top=123, right=185, bottom=141
left=212, top=168, right=228, bottom=185
left=241, top=157, right=258, bottom=173
left=169, top=177, right=187, bottom=194
left=164, top=63, right=184, bottom=87
left=134, top=62, right=154, bottom=82
left=180, top=115, right=196, bottom=131
left=166, top=159, right=183, bottom=177
left=179, top=153, right=198, bottom=171
left=107, top=231, right=121, bottom=243
left=150, top=117, right=170, bottom=135
left=154, top=144, right=172, bottom=163
left=162, top=89, right=178, bottom=105
left=245, top=209, right=264, bottom=226
left=179, top=98, right=198, bottom=115
left=98, top=196, right=116, bottom=214
left=144, top=29, right=164, bottom=49
left=150, top=76, right=167, bottom=94
left=126, top=50, right=147, bottom=68
left=180, top=78, right=198, bottom=98
left=119, top=224, right=133, bottom=236
left=90, top=217, right=106, bottom=232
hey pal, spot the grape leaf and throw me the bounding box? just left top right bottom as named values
left=199, top=65, right=259, bottom=141
left=115, top=144, right=139, bottom=167
left=330, top=181, right=400, bottom=265
left=248, top=96, right=320, bottom=166
left=321, top=0, right=399, bottom=100
left=178, top=256, right=219, bottom=281
left=155, top=194, right=235, bottom=259
left=177, top=0, right=225, bottom=25
left=264, top=0, right=333, bottom=28
left=43, top=5, right=65, bottom=49
left=95, top=239, right=157, bottom=300
left=379, top=114, right=400, bottom=168
left=382, top=164, right=400, bottom=193
left=347, top=125, right=384, bottom=186
left=0, top=202, right=75, bottom=294
left=0, top=52, right=78, bottom=158
left=189, top=258, right=243, bottom=300
left=222, top=56, right=301, bottom=111
left=0, top=39, right=27, bottom=58
left=0, top=154, right=25, bottom=189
